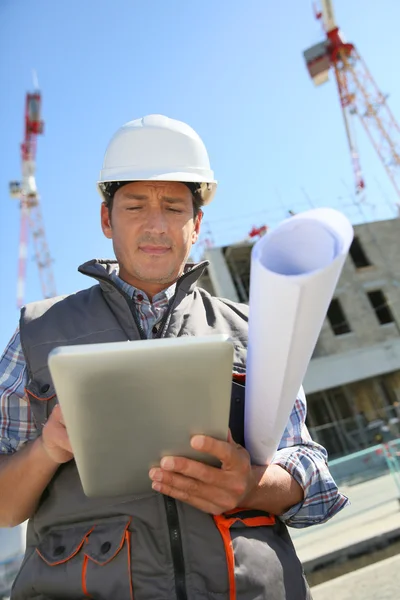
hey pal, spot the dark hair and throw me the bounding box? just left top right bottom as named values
left=101, top=181, right=203, bottom=218
left=188, top=185, right=204, bottom=218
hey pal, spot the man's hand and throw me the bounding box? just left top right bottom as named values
left=149, top=431, right=257, bottom=515
left=41, top=404, right=74, bottom=465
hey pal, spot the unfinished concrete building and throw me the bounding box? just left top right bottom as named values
left=199, top=217, right=400, bottom=458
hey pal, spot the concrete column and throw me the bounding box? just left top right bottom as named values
left=204, top=247, right=240, bottom=302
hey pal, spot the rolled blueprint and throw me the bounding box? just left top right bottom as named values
left=244, top=208, right=354, bottom=464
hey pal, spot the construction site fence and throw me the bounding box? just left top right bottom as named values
left=308, top=403, right=400, bottom=460
left=328, top=438, right=400, bottom=490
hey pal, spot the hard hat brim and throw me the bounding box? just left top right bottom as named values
left=97, top=172, right=217, bottom=205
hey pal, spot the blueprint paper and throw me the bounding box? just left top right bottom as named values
left=244, top=208, right=354, bottom=464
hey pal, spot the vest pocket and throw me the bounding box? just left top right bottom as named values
left=214, top=509, right=310, bottom=600
left=83, top=517, right=133, bottom=600
left=214, top=509, right=275, bottom=600
left=25, top=385, right=57, bottom=433
left=32, top=517, right=133, bottom=599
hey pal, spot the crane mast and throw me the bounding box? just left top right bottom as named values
left=9, top=88, right=56, bottom=308
left=304, top=1, right=400, bottom=200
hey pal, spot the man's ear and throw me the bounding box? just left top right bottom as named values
left=192, top=210, right=203, bottom=244
left=101, top=203, right=112, bottom=239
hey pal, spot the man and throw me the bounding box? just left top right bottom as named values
left=0, top=114, right=348, bottom=600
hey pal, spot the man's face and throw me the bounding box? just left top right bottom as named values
left=101, top=181, right=202, bottom=293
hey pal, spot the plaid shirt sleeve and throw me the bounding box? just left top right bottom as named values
left=0, top=328, right=37, bottom=454
left=271, top=386, right=349, bottom=528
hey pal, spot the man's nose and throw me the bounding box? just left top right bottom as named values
left=144, top=207, right=167, bottom=234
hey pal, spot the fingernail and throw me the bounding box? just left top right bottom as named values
left=161, top=457, right=174, bottom=470
left=191, top=435, right=205, bottom=450
left=152, top=482, right=161, bottom=492
left=149, top=469, right=163, bottom=482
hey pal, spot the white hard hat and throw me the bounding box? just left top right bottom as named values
left=98, top=114, right=217, bottom=205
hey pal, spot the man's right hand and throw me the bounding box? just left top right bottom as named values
left=0, top=403, right=73, bottom=527
left=41, top=404, right=74, bottom=464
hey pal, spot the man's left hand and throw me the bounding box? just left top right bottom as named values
left=149, top=432, right=258, bottom=515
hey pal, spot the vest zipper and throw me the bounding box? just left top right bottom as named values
left=97, top=281, right=188, bottom=599
left=127, top=300, right=147, bottom=340
left=157, top=288, right=188, bottom=600
left=164, top=495, right=188, bottom=600
left=155, top=287, right=179, bottom=338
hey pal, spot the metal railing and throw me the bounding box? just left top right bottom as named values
left=307, top=404, right=400, bottom=459
left=328, top=438, right=400, bottom=489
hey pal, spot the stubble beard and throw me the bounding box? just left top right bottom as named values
left=130, top=262, right=180, bottom=285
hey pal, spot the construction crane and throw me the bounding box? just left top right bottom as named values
left=303, top=0, right=400, bottom=199
left=9, top=86, right=56, bottom=308
left=248, top=225, right=268, bottom=239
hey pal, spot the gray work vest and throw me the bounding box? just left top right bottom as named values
left=12, top=260, right=311, bottom=600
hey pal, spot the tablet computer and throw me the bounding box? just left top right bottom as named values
left=48, top=334, right=234, bottom=497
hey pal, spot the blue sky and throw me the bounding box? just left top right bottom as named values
left=1, top=0, right=400, bottom=350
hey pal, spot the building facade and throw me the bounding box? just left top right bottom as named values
left=199, top=217, right=400, bottom=458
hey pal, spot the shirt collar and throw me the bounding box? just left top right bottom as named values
left=109, top=269, right=176, bottom=304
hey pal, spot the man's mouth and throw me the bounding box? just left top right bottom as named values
left=139, top=246, right=171, bottom=255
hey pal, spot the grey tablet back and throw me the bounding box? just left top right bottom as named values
left=48, top=334, right=234, bottom=497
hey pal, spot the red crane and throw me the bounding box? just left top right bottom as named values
left=9, top=87, right=56, bottom=308
left=303, top=0, right=400, bottom=199
left=248, top=225, right=268, bottom=239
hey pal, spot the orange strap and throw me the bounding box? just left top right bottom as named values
left=82, top=554, right=91, bottom=598
left=126, top=530, right=134, bottom=600
left=213, top=516, right=237, bottom=600
left=81, top=529, right=95, bottom=598
left=239, top=515, right=275, bottom=527
left=214, top=511, right=276, bottom=600
left=222, top=509, right=276, bottom=527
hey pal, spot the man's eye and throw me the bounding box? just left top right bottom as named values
left=168, top=208, right=183, bottom=213
left=126, top=206, right=141, bottom=211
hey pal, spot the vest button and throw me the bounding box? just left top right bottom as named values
left=54, top=545, right=65, bottom=556
left=235, top=397, right=242, bottom=403
left=101, top=541, right=112, bottom=554
left=40, top=384, right=50, bottom=394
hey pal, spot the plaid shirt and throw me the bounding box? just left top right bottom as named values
left=0, top=274, right=348, bottom=528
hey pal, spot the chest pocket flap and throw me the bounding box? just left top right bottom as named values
left=84, top=517, right=131, bottom=565
left=25, top=379, right=57, bottom=433
left=37, top=523, right=93, bottom=566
